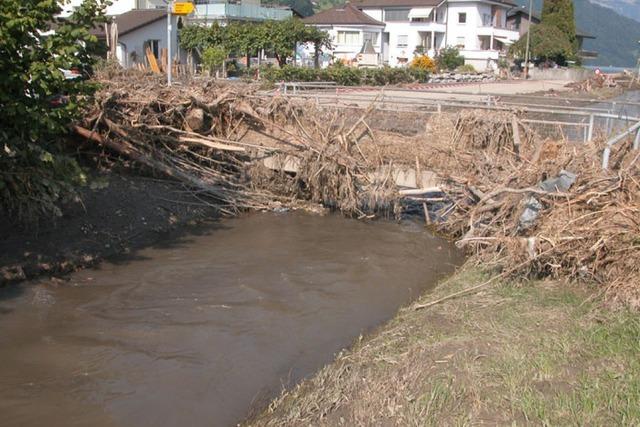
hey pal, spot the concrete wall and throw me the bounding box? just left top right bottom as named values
left=528, top=67, right=595, bottom=81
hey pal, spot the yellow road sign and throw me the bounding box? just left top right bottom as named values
left=172, top=2, right=194, bottom=15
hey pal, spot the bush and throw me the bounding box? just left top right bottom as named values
left=456, top=64, right=477, bottom=74
left=436, top=47, right=465, bottom=71
left=410, top=55, right=437, bottom=73
left=1, top=0, right=108, bottom=222
left=261, top=64, right=431, bottom=86
left=202, top=46, right=227, bottom=75
left=325, top=62, right=362, bottom=85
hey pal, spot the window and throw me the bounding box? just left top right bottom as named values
left=458, top=12, right=466, bottom=24
left=481, top=13, right=492, bottom=26
left=337, top=31, right=360, bottom=45
left=479, top=36, right=491, bottom=50
left=385, top=8, right=410, bottom=21
left=363, top=32, right=379, bottom=45
left=456, top=36, right=465, bottom=49
left=397, top=35, right=408, bottom=48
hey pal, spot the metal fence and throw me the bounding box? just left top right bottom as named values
left=276, top=84, right=640, bottom=170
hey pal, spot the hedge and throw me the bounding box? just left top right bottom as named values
left=259, top=64, right=430, bottom=86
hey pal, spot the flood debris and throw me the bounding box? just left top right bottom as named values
left=75, top=70, right=640, bottom=308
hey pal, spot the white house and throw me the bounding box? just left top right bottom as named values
left=92, top=9, right=180, bottom=69
left=303, top=0, right=520, bottom=71
left=301, top=4, right=385, bottom=67
left=60, top=0, right=165, bottom=17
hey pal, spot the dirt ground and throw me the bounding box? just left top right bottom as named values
left=0, top=169, right=220, bottom=286
left=247, top=266, right=640, bottom=426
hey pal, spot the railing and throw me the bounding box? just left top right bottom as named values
left=194, top=3, right=292, bottom=21
left=602, top=120, right=640, bottom=169
left=274, top=85, right=640, bottom=168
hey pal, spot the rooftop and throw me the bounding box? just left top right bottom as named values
left=302, top=3, right=384, bottom=26
left=92, top=9, right=166, bottom=37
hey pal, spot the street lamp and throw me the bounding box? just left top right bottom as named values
left=523, top=0, right=533, bottom=79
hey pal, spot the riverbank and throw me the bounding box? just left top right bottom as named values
left=0, top=171, right=220, bottom=286
left=248, top=265, right=640, bottom=425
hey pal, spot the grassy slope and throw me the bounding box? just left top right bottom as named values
left=248, top=267, right=640, bottom=425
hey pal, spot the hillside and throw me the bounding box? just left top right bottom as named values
left=513, top=0, right=640, bottom=67
left=591, top=0, right=640, bottom=23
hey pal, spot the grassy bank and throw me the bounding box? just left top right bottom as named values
left=248, top=267, right=640, bottom=426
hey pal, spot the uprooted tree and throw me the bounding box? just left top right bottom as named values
left=0, top=0, right=109, bottom=222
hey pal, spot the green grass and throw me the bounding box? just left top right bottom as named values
left=247, top=267, right=640, bottom=426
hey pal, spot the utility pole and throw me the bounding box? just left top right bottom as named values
left=167, top=0, right=173, bottom=86
left=523, top=0, right=533, bottom=79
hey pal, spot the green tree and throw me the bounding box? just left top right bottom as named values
left=180, top=22, right=225, bottom=55
left=541, top=0, right=577, bottom=49
left=436, top=47, right=465, bottom=71
left=201, top=46, right=227, bottom=76
left=0, top=0, right=109, bottom=222
left=510, top=23, right=574, bottom=65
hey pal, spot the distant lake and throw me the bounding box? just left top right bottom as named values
left=584, top=65, right=636, bottom=73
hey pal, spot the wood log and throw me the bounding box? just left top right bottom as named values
left=177, top=136, right=246, bottom=153
left=73, top=126, right=228, bottom=197
left=184, top=108, right=206, bottom=132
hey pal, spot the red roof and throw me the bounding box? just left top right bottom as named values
left=303, top=4, right=384, bottom=26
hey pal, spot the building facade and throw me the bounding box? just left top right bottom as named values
left=303, top=0, right=521, bottom=71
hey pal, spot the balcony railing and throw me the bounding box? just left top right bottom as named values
left=194, top=2, right=292, bottom=21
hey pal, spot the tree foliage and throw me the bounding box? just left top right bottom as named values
left=0, top=0, right=109, bottom=222
left=541, top=0, right=577, bottom=48
left=179, top=18, right=331, bottom=68
left=202, top=46, right=227, bottom=75
left=436, top=47, right=465, bottom=71
left=510, top=23, right=574, bottom=65
left=410, top=55, right=436, bottom=73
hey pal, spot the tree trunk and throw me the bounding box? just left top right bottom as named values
left=314, top=43, right=320, bottom=69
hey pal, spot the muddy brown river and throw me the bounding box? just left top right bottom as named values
left=0, top=212, right=462, bottom=427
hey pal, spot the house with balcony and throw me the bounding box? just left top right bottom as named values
left=302, top=0, right=521, bottom=71
left=191, top=0, right=293, bottom=25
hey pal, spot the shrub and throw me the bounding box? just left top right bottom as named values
left=436, top=47, right=465, bottom=71
left=410, top=55, right=437, bottom=73
left=326, top=62, right=361, bottom=85
left=202, top=46, right=227, bottom=75
left=1, top=0, right=108, bottom=222
left=456, top=64, right=477, bottom=74
left=260, top=64, right=431, bottom=86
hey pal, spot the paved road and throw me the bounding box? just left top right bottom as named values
left=335, top=79, right=574, bottom=104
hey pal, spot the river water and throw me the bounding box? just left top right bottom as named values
left=0, top=212, right=462, bottom=427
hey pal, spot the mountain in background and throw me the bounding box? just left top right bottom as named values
left=273, top=0, right=640, bottom=67
left=512, top=0, right=640, bottom=67
left=589, top=0, right=640, bottom=23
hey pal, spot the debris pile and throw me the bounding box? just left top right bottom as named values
left=76, top=71, right=399, bottom=217
left=567, top=73, right=618, bottom=92
left=76, top=70, right=640, bottom=307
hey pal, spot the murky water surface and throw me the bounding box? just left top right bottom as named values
left=0, top=213, right=462, bottom=427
